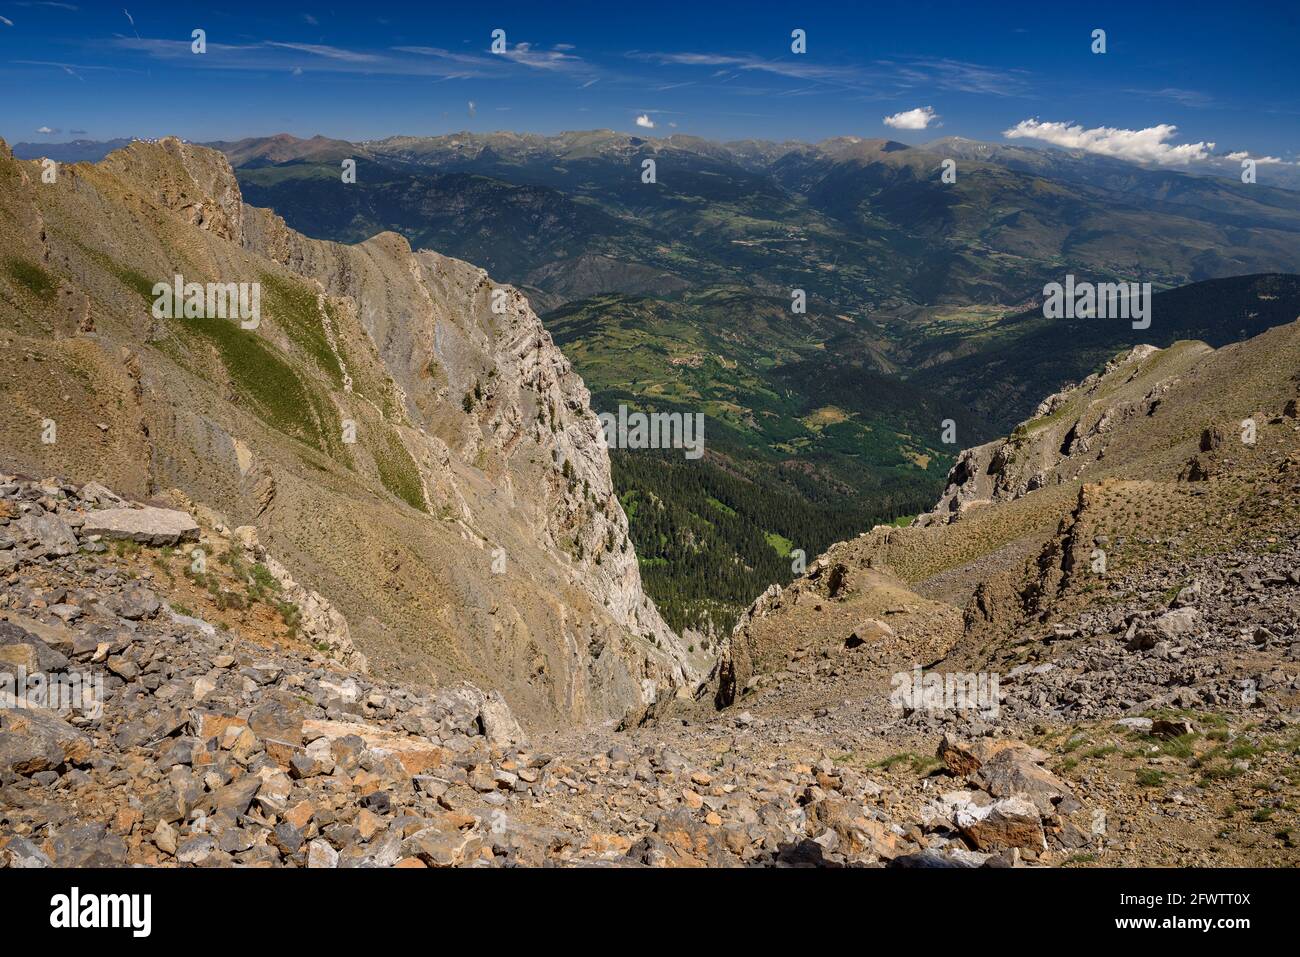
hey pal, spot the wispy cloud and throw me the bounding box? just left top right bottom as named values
left=497, top=41, right=583, bottom=71
left=265, top=42, right=379, bottom=63
left=1124, top=87, right=1216, bottom=108
left=629, top=50, right=861, bottom=83
left=883, top=106, right=939, bottom=130
left=628, top=50, right=1029, bottom=98
left=0, top=15, right=13, bottom=26
left=14, top=58, right=142, bottom=73
left=883, top=57, right=1030, bottom=97
left=105, top=35, right=589, bottom=81
left=1004, top=119, right=1216, bottom=166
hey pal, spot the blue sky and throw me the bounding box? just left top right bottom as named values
left=2, top=0, right=1297, bottom=164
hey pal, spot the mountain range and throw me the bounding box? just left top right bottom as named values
left=192, top=130, right=1300, bottom=631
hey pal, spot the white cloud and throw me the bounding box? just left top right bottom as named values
left=1224, top=150, right=1286, bottom=165
left=0, top=15, right=14, bottom=26
left=635, top=113, right=655, bottom=129
left=883, top=106, right=939, bottom=130
left=35, top=126, right=59, bottom=134
left=1003, top=119, right=1215, bottom=166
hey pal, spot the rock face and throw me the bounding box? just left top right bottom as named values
left=0, top=136, right=696, bottom=727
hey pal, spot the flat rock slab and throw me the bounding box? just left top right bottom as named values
left=80, top=506, right=199, bottom=545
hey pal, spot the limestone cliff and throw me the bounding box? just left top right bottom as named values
left=0, top=136, right=697, bottom=727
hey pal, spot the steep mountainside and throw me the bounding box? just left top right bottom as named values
left=908, top=273, right=1300, bottom=429
left=695, top=318, right=1300, bottom=866
left=719, top=317, right=1300, bottom=696
left=0, top=136, right=701, bottom=728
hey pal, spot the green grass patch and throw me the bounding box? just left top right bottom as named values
left=4, top=258, right=57, bottom=298
left=1135, top=768, right=1167, bottom=787
left=371, top=425, right=425, bottom=511
left=260, top=272, right=344, bottom=388
left=764, top=530, right=795, bottom=558
left=167, top=302, right=340, bottom=454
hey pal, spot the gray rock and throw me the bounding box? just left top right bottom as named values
left=12, top=512, right=78, bottom=555
left=0, top=836, right=52, bottom=868
left=104, top=586, right=161, bottom=621
left=80, top=506, right=199, bottom=546
left=478, top=691, right=526, bottom=748
left=176, top=835, right=217, bottom=864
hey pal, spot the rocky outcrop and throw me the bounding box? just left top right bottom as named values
left=914, top=344, right=1175, bottom=527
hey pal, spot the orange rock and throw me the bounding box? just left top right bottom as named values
left=284, top=800, right=315, bottom=831
left=395, top=748, right=447, bottom=776
left=352, top=770, right=382, bottom=796
left=113, top=806, right=142, bottom=835
left=584, top=833, right=634, bottom=855
left=264, top=738, right=301, bottom=770
left=355, top=809, right=384, bottom=841
left=194, top=712, right=247, bottom=742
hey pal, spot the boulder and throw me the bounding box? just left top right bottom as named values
left=1151, top=607, right=1201, bottom=639
left=478, top=691, right=526, bottom=748
left=845, top=618, right=895, bottom=649
left=958, top=796, right=1046, bottom=852
left=973, top=748, right=1080, bottom=817
left=11, top=512, right=78, bottom=555
left=938, top=735, right=1048, bottom=777
left=80, top=506, right=199, bottom=545
left=1151, top=717, right=1195, bottom=739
